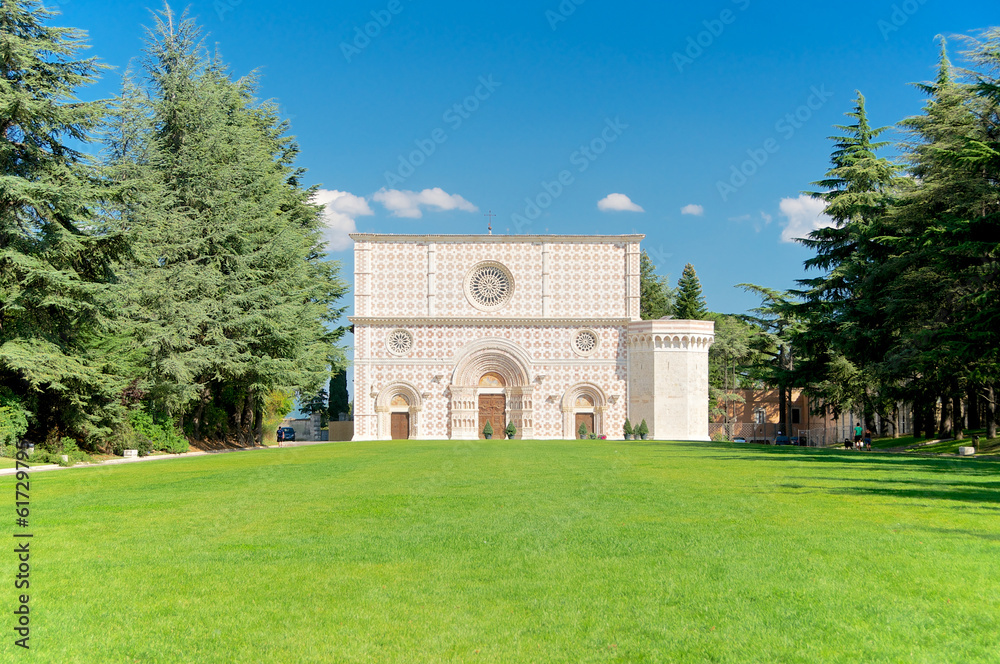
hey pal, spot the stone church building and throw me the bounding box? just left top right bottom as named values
left=351, top=233, right=714, bottom=441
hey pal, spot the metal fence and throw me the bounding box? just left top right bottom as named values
left=709, top=422, right=844, bottom=447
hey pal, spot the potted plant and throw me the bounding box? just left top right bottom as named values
left=577, top=421, right=588, bottom=439
left=483, top=421, right=493, bottom=439
left=637, top=419, right=649, bottom=440
left=505, top=421, right=517, bottom=439
left=623, top=418, right=633, bottom=440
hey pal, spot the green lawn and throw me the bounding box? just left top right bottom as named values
left=871, top=431, right=1000, bottom=455
left=3, top=440, right=998, bottom=663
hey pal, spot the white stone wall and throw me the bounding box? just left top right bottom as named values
left=354, top=235, right=642, bottom=320
left=627, top=320, right=715, bottom=441
left=353, top=323, right=629, bottom=440
left=351, top=234, right=645, bottom=441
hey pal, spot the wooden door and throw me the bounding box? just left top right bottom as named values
left=478, top=394, right=506, bottom=439
left=390, top=412, right=410, bottom=440
left=575, top=412, right=595, bottom=437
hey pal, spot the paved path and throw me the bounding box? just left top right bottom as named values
left=0, top=441, right=338, bottom=477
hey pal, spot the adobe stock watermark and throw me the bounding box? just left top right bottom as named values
left=383, top=75, right=501, bottom=187
left=716, top=85, right=834, bottom=202
left=673, top=0, right=751, bottom=73
left=511, top=117, right=628, bottom=232
left=546, top=0, right=586, bottom=31
left=49, top=0, right=73, bottom=14
left=877, top=0, right=930, bottom=41
left=214, top=0, right=241, bottom=21
left=340, top=0, right=410, bottom=63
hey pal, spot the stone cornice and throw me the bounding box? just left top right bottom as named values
left=350, top=233, right=645, bottom=243
left=350, top=317, right=635, bottom=326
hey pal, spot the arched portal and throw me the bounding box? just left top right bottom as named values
left=449, top=339, right=535, bottom=440
left=374, top=382, right=423, bottom=440
left=561, top=383, right=608, bottom=439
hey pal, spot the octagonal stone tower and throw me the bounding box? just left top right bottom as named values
left=626, top=319, right=715, bottom=441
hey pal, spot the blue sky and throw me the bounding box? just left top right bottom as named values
left=64, top=0, right=995, bottom=316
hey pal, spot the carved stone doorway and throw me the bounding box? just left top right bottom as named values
left=478, top=394, right=506, bottom=439
left=390, top=412, right=410, bottom=440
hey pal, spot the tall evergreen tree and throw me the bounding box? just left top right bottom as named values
left=328, top=369, right=350, bottom=421
left=107, top=5, right=348, bottom=444
left=638, top=250, right=673, bottom=319
left=673, top=263, right=708, bottom=319
left=900, top=32, right=1000, bottom=438
left=793, top=91, right=904, bottom=431
left=0, top=1, right=127, bottom=443
left=739, top=285, right=803, bottom=433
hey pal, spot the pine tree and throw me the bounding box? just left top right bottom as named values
left=793, top=91, right=904, bottom=430
left=0, top=1, right=128, bottom=443
left=901, top=33, right=1000, bottom=439
left=107, top=5, right=348, bottom=444
left=639, top=251, right=673, bottom=319
left=673, top=263, right=708, bottom=319
left=739, top=285, right=803, bottom=434
left=328, top=369, right=350, bottom=421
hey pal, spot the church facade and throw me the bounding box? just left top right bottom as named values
left=350, top=234, right=714, bottom=441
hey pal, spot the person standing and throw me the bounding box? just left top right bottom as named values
left=854, top=423, right=863, bottom=448
left=864, top=429, right=872, bottom=451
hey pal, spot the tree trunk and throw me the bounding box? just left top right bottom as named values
left=912, top=397, right=923, bottom=438
left=938, top=395, right=952, bottom=438
left=952, top=382, right=964, bottom=441
left=254, top=400, right=264, bottom=445
left=892, top=403, right=899, bottom=439
left=778, top=384, right=787, bottom=436
left=233, top=395, right=245, bottom=444
left=241, top=396, right=254, bottom=446
left=192, top=402, right=204, bottom=441
left=986, top=385, right=997, bottom=440
left=967, top=383, right=982, bottom=430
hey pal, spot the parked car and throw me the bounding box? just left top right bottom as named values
left=775, top=434, right=791, bottom=445
left=733, top=437, right=747, bottom=443
left=276, top=427, right=296, bottom=442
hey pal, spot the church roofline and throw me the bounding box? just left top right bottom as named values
left=349, top=233, right=645, bottom=243
left=350, top=316, right=636, bottom=326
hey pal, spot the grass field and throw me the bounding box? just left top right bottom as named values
left=2, top=440, right=998, bottom=663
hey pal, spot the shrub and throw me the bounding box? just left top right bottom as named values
left=637, top=420, right=649, bottom=437
left=623, top=419, right=633, bottom=437
left=202, top=403, right=228, bottom=439
left=505, top=421, right=517, bottom=439
left=127, top=410, right=188, bottom=455
left=578, top=421, right=588, bottom=438
left=0, top=388, right=29, bottom=448
left=482, top=421, right=493, bottom=437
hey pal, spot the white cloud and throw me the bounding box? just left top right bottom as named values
left=680, top=203, right=704, bottom=216
left=597, top=193, right=644, bottom=212
left=373, top=187, right=477, bottom=218
left=313, top=189, right=373, bottom=252
left=779, top=195, right=835, bottom=243
left=729, top=211, right=774, bottom=232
